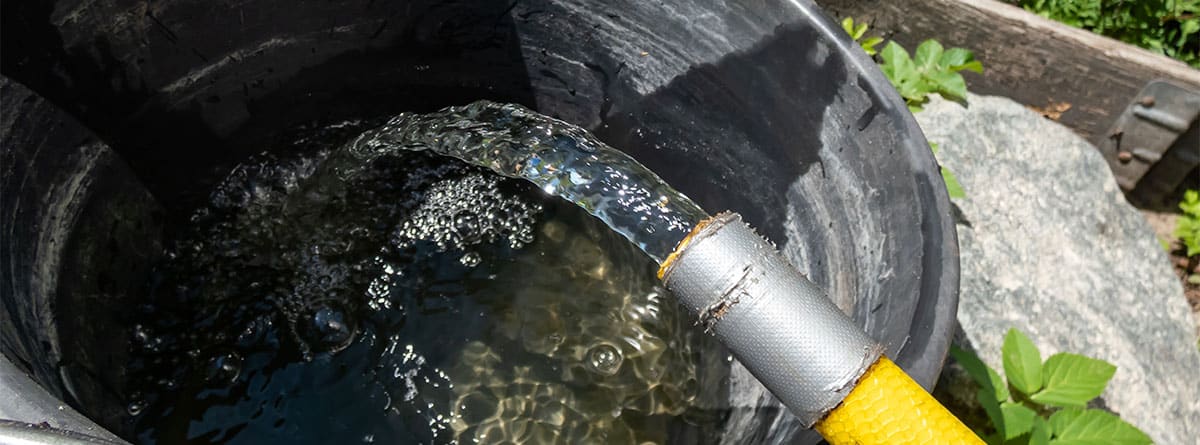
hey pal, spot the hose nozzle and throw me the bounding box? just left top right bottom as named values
left=660, top=212, right=982, bottom=444
left=660, top=212, right=881, bottom=425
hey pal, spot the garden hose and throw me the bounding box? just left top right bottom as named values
left=816, top=356, right=982, bottom=444
left=659, top=212, right=982, bottom=444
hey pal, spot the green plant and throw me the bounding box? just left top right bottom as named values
left=839, top=18, right=983, bottom=111
left=1017, top=0, right=1200, bottom=68
left=950, top=328, right=1151, bottom=444
left=931, top=142, right=966, bottom=199
left=1175, top=189, right=1200, bottom=284
left=879, top=40, right=984, bottom=112
left=1176, top=189, right=1200, bottom=257
left=842, top=17, right=884, bottom=55
left=839, top=18, right=973, bottom=199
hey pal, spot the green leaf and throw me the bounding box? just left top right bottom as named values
left=949, top=345, right=1008, bottom=401
left=928, top=71, right=968, bottom=101
left=1182, top=232, right=1200, bottom=257
left=854, top=23, right=869, bottom=40
left=939, top=47, right=976, bottom=70
left=1181, top=226, right=1200, bottom=257
left=880, top=41, right=915, bottom=80
left=841, top=19, right=864, bottom=40
left=1178, top=190, right=1200, bottom=257
left=1048, top=408, right=1085, bottom=437
left=1003, top=328, right=1043, bottom=396
left=1030, top=353, right=1116, bottom=408
left=942, top=167, right=966, bottom=199
left=881, top=41, right=913, bottom=68
left=1050, top=409, right=1152, bottom=445
left=1181, top=19, right=1200, bottom=40
left=861, top=37, right=883, bottom=46
left=977, top=387, right=1006, bottom=440
left=929, top=142, right=939, bottom=154
left=1181, top=190, right=1200, bottom=215
left=1188, top=274, right=1200, bottom=285
left=1008, top=416, right=1052, bottom=445
left=1029, top=417, right=1051, bottom=445
left=876, top=39, right=977, bottom=109
left=898, top=82, right=927, bottom=103
left=860, top=37, right=883, bottom=55
left=915, top=39, right=945, bottom=69
left=957, top=60, right=985, bottom=73
left=1000, top=402, right=1037, bottom=440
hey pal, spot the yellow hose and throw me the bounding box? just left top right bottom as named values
left=815, top=356, right=984, bottom=444
left=661, top=218, right=981, bottom=443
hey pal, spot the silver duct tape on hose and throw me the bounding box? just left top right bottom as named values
left=661, top=212, right=882, bottom=427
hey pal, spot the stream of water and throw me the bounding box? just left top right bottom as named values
left=343, top=100, right=709, bottom=264
left=125, top=105, right=728, bottom=444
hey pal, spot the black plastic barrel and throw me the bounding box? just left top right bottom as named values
left=1, top=0, right=959, bottom=443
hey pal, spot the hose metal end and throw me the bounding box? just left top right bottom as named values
left=661, top=212, right=882, bottom=426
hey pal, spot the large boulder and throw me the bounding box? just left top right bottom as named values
left=916, top=95, right=1199, bottom=444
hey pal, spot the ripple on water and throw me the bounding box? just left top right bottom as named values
left=125, top=115, right=725, bottom=444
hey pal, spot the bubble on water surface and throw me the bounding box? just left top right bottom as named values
left=302, top=304, right=356, bottom=353
left=587, top=343, right=624, bottom=376
left=392, top=173, right=541, bottom=252
left=124, top=112, right=726, bottom=445
left=206, top=352, right=243, bottom=384
left=459, top=252, right=482, bottom=267
left=348, top=101, right=707, bottom=263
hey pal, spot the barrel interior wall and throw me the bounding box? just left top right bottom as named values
left=1, top=1, right=959, bottom=443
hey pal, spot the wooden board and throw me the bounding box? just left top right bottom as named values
left=816, top=0, right=1200, bottom=147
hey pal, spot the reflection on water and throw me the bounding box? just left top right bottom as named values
left=125, top=117, right=724, bottom=444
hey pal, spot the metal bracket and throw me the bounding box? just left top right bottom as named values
left=1101, top=80, right=1200, bottom=206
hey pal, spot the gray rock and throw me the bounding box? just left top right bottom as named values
left=915, top=95, right=1200, bottom=444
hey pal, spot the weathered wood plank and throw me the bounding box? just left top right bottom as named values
left=815, top=0, right=1200, bottom=147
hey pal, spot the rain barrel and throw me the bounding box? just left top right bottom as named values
left=1, top=0, right=959, bottom=443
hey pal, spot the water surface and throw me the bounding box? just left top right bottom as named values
left=125, top=116, right=726, bottom=444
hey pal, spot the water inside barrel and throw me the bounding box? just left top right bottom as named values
left=125, top=110, right=725, bottom=444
